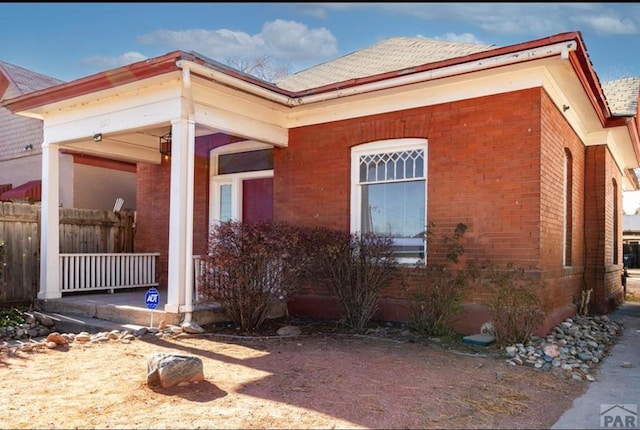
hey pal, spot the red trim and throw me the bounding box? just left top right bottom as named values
left=0, top=51, right=188, bottom=112
left=0, top=73, right=9, bottom=97
left=68, top=152, right=137, bottom=173
left=1, top=32, right=592, bottom=111
left=0, top=31, right=629, bottom=161
left=292, top=32, right=586, bottom=97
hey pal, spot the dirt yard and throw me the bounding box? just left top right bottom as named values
left=1, top=319, right=590, bottom=430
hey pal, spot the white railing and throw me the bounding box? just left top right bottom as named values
left=60, top=253, right=160, bottom=293
left=193, top=255, right=205, bottom=302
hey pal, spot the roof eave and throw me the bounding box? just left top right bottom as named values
left=0, top=50, right=192, bottom=113
left=0, top=31, right=617, bottom=133
left=292, top=32, right=586, bottom=97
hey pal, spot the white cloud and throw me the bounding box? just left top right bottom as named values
left=435, top=32, right=487, bottom=44
left=136, top=19, right=337, bottom=65
left=260, top=19, right=337, bottom=61
left=319, top=2, right=640, bottom=37
left=571, top=15, right=637, bottom=35
left=294, top=3, right=328, bottom=19
left=79, top=52, right=148, bottom=69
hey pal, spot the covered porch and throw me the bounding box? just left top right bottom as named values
left=3, top=52, right=290, bottom=326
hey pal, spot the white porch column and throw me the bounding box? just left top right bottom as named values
left=165, top=117, right=196, bottom=314
left=38, top=141, right=61, bottom=299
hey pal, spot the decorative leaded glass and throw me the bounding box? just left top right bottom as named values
left=359, top=149, right=424, bottom=182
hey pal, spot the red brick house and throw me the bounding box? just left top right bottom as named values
left=2, top=31, right=639, bottom=335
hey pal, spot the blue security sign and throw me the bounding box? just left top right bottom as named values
left=145, top=287, right=160, bottom=310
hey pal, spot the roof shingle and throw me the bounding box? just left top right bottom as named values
left=275, top=36, right=496, bottom=92
left=0, top=61, right=64, bottom=162
left=601, top=77, right=640, bottom=116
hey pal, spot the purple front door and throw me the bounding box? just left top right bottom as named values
left=242, top=177, right=273, bottom=222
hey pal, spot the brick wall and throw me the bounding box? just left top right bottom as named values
left=280, top=89, right=544, bottom=316
left=534, top=91, right=590, bottom=332
left=134, top=86, right=624, bottom=334
left=136, top=133, right=242, bottom=287
left=280, top=87, right=621, bottom=333
left=584, top=145, right=625, bottom=313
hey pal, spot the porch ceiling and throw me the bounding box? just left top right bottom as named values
left=57, top=123, right=225, bottom=164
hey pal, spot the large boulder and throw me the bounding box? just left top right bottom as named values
left=146, top=352, right=204, bottom=388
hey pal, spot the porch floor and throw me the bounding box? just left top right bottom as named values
left=33, top=287, right=228, bottom=333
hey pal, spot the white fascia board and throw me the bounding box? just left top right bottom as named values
left=43, top=96, right=182, bottom=144
left=194, top=103, right=288, bottom=147
left=19, top=73, right=182, bottom=119
left=191, top=78, right=289, bottom=128
left=284, top=62, right=547, bottom=128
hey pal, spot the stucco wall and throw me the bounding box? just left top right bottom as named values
left=72, top=163, right=137, bottom=211
left=0, top=152, right=74, bottom=207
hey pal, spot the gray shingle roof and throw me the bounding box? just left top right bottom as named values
left=0, top=61, right=64, bottom=162
left=275, top=37, right=496, bottom=92
left=601, top=77, right=640, bottom=116
left=275, top=36, right=640, bottom=121
left=0, top=61, right=64, bottom=98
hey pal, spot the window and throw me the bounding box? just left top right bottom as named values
left=351, top=139, right=427, bottom=263
left=210, top=141, right=274, bottom=223
left=613, top=179, right=619, bottom=265
left=563, top=149, right=573, bottom=266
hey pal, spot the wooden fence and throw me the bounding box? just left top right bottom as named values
left=0, top=202, right=135, bottom=306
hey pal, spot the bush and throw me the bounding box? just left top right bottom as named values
left=308, top=229, right=397, bottom=331
left=403, top=223, right=476, bottom=337
left=0, top=306, right=26, bottom=327
left=197, top=221, right=312, bottom=332
left=481, top=262, right=545, bottom=345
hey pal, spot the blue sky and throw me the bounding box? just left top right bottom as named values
left=1, top=2, right=639, bottom=83
left=3, top=2, right=640, bottom=210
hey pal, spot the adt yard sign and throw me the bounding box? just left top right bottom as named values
left=145, top=288, right=159, bottom=310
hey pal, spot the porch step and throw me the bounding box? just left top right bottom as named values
left=34, top=291, right=230, bottom=330
left=36, top=311, right=148, bottom=334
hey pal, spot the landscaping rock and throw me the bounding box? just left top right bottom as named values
left=504, top=314, right=623, bottom=381
left=146, top=352, right=204, bottom=388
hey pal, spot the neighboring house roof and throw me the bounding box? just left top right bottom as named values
left=274, top=37, right=496, bottom=92
left=0, top=179, right=41, bottom=202
left=602, top=77, right=640, bottom=116
left=0, top=61, right=64, bottom=162
left=0, top=61, right=64, bottom=99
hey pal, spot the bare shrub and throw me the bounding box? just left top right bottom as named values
left=403, top=223, right=476, bottom=337
left=308, top=229, right=397, bottom=331
left=197, top=221, right=311, bottom=332
left=481, top=262, right=546, bottom=345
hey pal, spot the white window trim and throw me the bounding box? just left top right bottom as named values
left=350, top=138, right=428, bottom=264
left=209, top=140, right=274, bottom=223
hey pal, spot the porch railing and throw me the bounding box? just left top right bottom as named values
left=193, top=255, right=204, bottom=302
left=60, top=253, right=160, bottom=293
